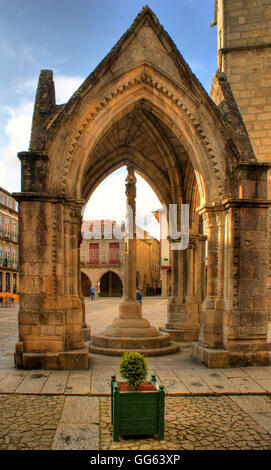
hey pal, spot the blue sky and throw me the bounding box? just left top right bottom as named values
left=0, top=0, right=216, bottom=236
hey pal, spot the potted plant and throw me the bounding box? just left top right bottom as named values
left=111, top=351, right=165, bottom=442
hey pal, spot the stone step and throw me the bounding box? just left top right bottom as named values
left=89, top=341, right=180, bottom=356
left=91, top=331, right=172, bottom=349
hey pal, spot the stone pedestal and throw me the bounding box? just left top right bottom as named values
left=90, top=167, right=179, bottom=356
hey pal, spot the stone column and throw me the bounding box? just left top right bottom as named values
left=103, top=167, right=158, bottom=337
left=168, top=242, right=179, bottom=305
left=90, top=167, right=179, bottom=355
left=197, top=207, right=223, bottom=349
left=14, top=152, right=89, bottom=370
left=163, top=236, right=201, bottom=342
left=186, top=242, right=195, bottom=300
left=215, top=208, right=225, bottom=312
left=123, top=167, right=137, bottom=303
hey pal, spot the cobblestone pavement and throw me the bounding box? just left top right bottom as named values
left=0, top=394, right=65, bottom=450
left=0, top=299, right=271, bottom=450
left=0, top=394, right=270, bottom=450
left=100, top=396, right=271, bottom=450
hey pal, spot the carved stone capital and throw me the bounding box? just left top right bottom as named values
left=18, top=151, right=49, bottom=193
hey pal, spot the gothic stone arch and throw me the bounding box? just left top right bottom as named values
left=14, top=7, right=271, bottom=369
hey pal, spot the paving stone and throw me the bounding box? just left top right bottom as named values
left=15, top=371, right=50, bottom=394
left=91, top=369, right=115, bottom=395
left=229, top=377, right=266, bottom=394
left=41, top=371, right=70, bottom=394
left=52, top=422, right=99, bottom=450
left=195, top=369, right=240, bottom=394
left=221, top=368, right=249, bottom=378
left=61, top=396, right=99, bottom=423
left=174, top=369, right=212, bottom=394
left=0, top=372, right=29, bottom=393
left=241, top=367, right=271, bottom=380
left=230, top=396, right=271, bottom=434
left=153, top=369, right=189, bottom=394
left=65, top=376, right=91, bottom=395
left=253, top=380, right=271, bottom=393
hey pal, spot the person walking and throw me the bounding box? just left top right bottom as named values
left=136, top=288, right=142, bottom=303
left=90, top=285, right=96, bottom=300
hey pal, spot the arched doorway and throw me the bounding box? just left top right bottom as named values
left=99, top=271, right=123, bottom=297
left=81, top=272, right=92, bottom=297
left=15, top=7, right=271, bottom=369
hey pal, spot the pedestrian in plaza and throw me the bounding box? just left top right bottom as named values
left=90, top=284, right=96, bottom=300
left=136, top=288, right=142, bottom=303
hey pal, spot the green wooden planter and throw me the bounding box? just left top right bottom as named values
left=111, top=374, right=165, bottom=442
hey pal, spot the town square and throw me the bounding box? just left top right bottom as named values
left=0, top=0, right=271, bottom=456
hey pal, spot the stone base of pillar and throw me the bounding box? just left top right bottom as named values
left=14, top=342, right=89, bottom=370
left=89, top=299, right=180, bottom=356
left=165, top=301, right=200, bottom=342
left=159, top=327, right=199, bottom=342
left=89, top=331, right=180, bottom=356
left=191, top=342, right=271, bottom=368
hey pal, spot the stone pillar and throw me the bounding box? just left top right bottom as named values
left=197, top=207, right=222, bottom=349
left=223, top=163, right=271, bottom=357
left=14, top=152, right=89, bottom=370
left=162, top=236, right=201, bottom=342
left=192, top=162, right=271, bottom=367
left=90, top=167, right=179, bottom=355
left=123, top=167, right=137, bottom=303
left=185, top=242, right=195, bottom=300
left=168, top=243, right=179, bottom=305
left=215, top=208, right=225, bottom=312
left=104, top=167, right=157, bottom=335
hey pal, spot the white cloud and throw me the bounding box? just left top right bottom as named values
left=0, top=74, right=84, bottom=193
left=54, top=75, right=83, bottom=103
left=0, top=101, right=33, bottom=192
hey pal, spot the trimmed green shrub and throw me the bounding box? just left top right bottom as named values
left=119, top=351, right=148, bottom=390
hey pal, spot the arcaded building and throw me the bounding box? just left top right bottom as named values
left=80, top=219, right=160, bottom=297
left=0, top=187, right=19, bottom=294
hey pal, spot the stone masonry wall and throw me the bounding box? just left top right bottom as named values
left=217, top=0, right=271, bottom=168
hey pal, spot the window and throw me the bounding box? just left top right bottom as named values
left=89, top=243, right=99, bottom=264
left=0, top=215, right=2, bottom=236
left=1, top=194, right=6, bottom=206
left=4, top=218, right=10, bottom=238
left=12, top=250, right=17, bottom=267
left=12, top=222, right=17, bottom=241
left=0, top=272, right=2, bottom=292
left=109, top=243, right=120, bottom=264
left=4, top=248, right=10, bottom=267
left=0, top=245, right=2, bottom=264
left=5, top=273, right=10, bottom=292
left=13, top=274, right=17, bottom=294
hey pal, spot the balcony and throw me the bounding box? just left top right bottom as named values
left=80, top=259, right=122, bottom=267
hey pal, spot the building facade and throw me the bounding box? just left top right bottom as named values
left=80, top=220, right=160, bottom=297
left=0, top=187, right=19, bottom=294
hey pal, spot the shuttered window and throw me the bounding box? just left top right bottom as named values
left=109, top=243, right=120, bottom=264
left=89, top=243, right=99, bottom=264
